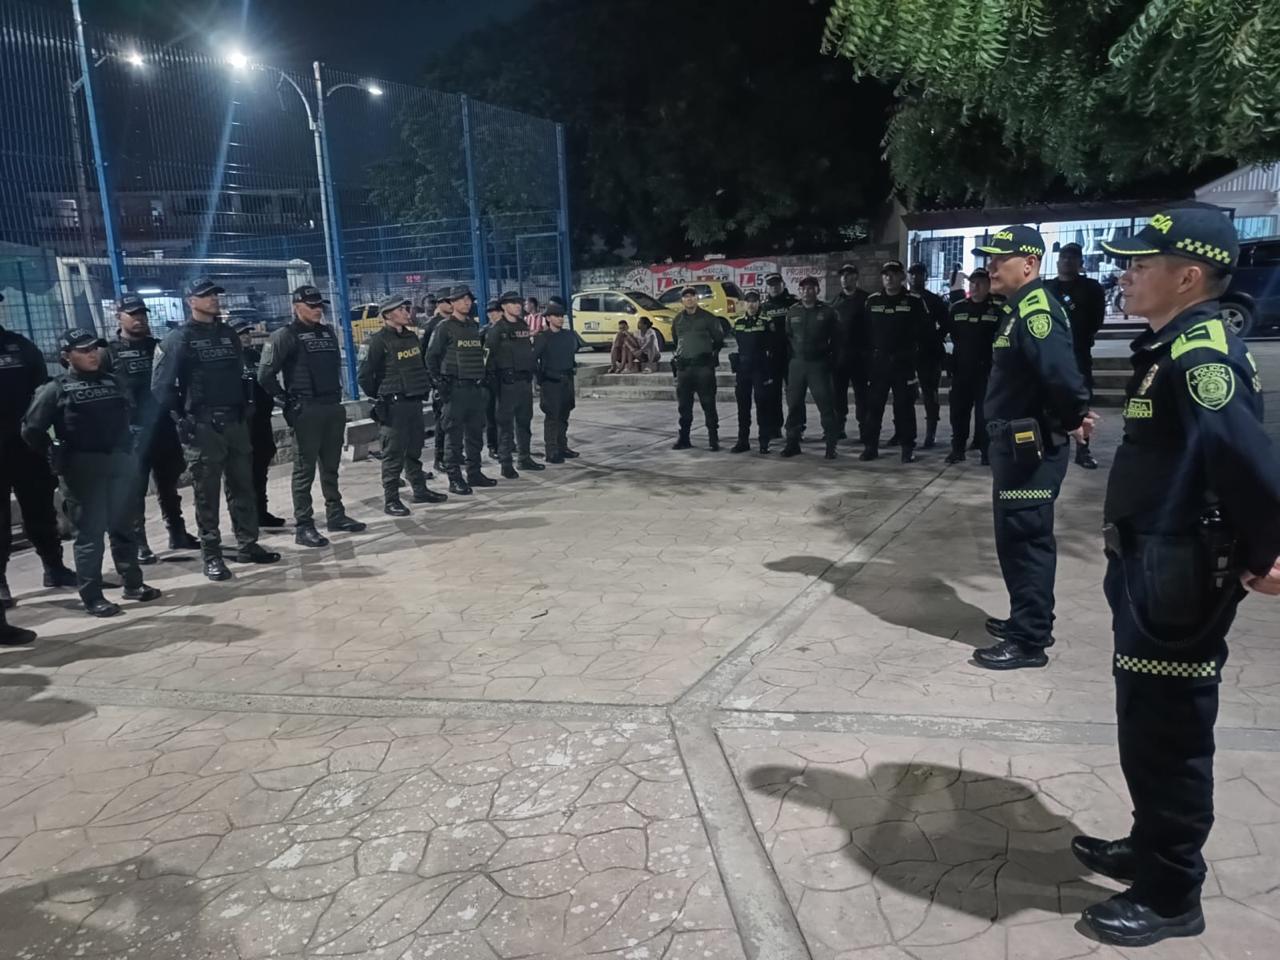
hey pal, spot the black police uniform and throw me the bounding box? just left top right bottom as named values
left=861, top=291, right=925, bottom=456
left=22, top=345, right=147, bottom=609
left=830, top=286, right=869, bottom=442
left=729, top=306, right=775, bottom=452
left=485, top=314, right=539, bottom=471
left=913, top=286, right=950, bottom=446
left=1045, top=273, right=1107, bottom=394
left=105, top=332, right=193, bottom=550
left=358, top=320, right=434, bottom=503
left=671, top=306, right=724, bottom=448
left=259, top=317, right=350, bottom=527
left=240, top=342, right=279, bottom=523
left=982, top=279, right=1089, bottom=655
left=420, top=308, right=449, bottom=470
left=152, top=315, right=265, bottom=563
left=532, top=319, right=580, bottom=461
left=0, top=323, right=67, bottom=589
left=426, top=310, right=491, bottom=487
left=761, top=285, right=797, bottom=437
left=943, top=294, right=1003, bottom=459
left=1096, top=304, right=1280, bottom=922
left=483, top=311, right=502, bottom=459
left=783, top=299, right=840, bottom=452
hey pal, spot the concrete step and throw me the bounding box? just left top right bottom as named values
left=579, top=385, right=1130, bottom=407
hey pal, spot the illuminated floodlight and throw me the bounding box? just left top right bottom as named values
left=125, top=51, right=144, bottom=68
left=226, top=49, right=249, bottom=71
left=364, top=81, right=384, bottom=97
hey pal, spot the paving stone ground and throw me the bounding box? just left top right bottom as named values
left=1, top=382, right=1278, bottom=959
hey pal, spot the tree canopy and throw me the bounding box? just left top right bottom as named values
left=823, top=0, right=1280, bottom=204
left=374, top=0, right=892, bottom=265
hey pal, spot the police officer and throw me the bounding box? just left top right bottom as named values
left=861, top=261, right=926, bottom=462
left=486, top=291, right=544, bottom=479
left=761, top=273, right=797, bottom=439
left=671, top=286, right=724, bottom=450
left=1046, top=242, right=1107, bottom=469
left=358, top=295, right=448, bottom=516
left=1069, top=208, right=1280, bottom=947
left=970, top=226, right=1093, bottom=670
left=782, top=277, right=840, bottom=460
left=0, top=295, right=76, bottom=607
left=728, top=291, right=775, bottom=454
left=104, top=295, right=200, bottom=564
left=152, top=278, right=281, bottom=581
left=942, top=268, right=1002, bottom=464
left=232, top=319, right=284, bottom=529
left=22, top=329, right=162, bottom=616
left=908, top=263, right=950, bottom=449
left=426, top=285, right=494, bottom=494
left=483, top=299, right=504, bottom=460
left=830, top=263, right=869, bottom=444
left=422, top=289, right=454, bottom=474
left=533, top=301, right=581, bottom=462
left=258, top=285, right=367, bottom=547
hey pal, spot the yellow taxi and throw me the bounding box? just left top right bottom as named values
left=570, top=290, right=677, bottom=350
left=349, top=303, right=383, bottom=347
left=657, top=280, right=745, bottom=321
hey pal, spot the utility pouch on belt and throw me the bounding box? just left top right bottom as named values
left=1009, top=418, right=1043, bottom=466
left=48, top=439, right=68, bottom=476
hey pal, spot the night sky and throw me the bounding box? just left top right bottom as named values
left=47, top=0, right=539, bottom=81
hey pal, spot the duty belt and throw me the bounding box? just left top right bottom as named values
left=193, top=405, right=244, bottom=422
left=385, top=393, right=426, bottom=402
left=452, top=378, right=486, bottom=386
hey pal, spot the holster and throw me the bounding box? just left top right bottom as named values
left=1008, top=417, right=1043, bottom=466
left=48, top=439, right=68, bottom=477
left=283, top=398, right=301, bottom=428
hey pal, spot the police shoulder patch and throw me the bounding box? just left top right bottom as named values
left=1026, top=313, right=1052, bottom=340
left=1186, top=362, right=1235, bottom=411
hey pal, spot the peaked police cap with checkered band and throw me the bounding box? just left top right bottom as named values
left=1102, top=206, right=1240, bottom=269
left=972, top=224, right=1045, bottom=258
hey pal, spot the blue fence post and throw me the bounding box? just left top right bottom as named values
left=555, top=123, right=573, bottom=319
left=461, top=96, right=488, bottom=306
left=70, top=0, right=126, bottom=296
left=313, top=61, right=358, bottom=399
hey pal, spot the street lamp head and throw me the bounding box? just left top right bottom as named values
left=125, top=51, right=144, bottom=69
left=226, top=49, right=249, bottom=71
left=364, top=81, right=384, bottom=97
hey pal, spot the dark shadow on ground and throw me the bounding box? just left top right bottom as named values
left=745, top=761, right=1113, bottom=925
left=766, top=555, right=992, bottom=647
left=0, top=614, right=258, bottom=671
left=0, top=672, right=94, bottom=726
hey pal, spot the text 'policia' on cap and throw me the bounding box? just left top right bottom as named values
left=972, top=224, right=1046, bottom=258
left=1101, top=207, right=1240, bottom=268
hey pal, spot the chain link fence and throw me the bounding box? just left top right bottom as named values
left=0, top=0, right=571, bottom=395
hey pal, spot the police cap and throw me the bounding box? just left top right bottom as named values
left=908, top=262, right=928, bottom=274
left=486, top=299, right=502, bottom=314
left=838, top=262, right=858, bottom=275
left=679, top=285, right=698, bottom=296
left=378, top=295, right=412, bottom=316
left=229, top=317, right=256, bottom=334
left=1101, top=207, right=1239, bottom=269
left=435, top=287, right=453, bottom=303
left=1058, top=242, right=1084, bottom=255
left=968, top=267, right=990, bottom=280
left=546, top=301, right=567, bottom=317
left=881, top=260, right=906, bottom=274
left=61, top=328, right=106, bottom=351
left=185, top=276, right=225, bottom=298
left=449, top=285, right=474, bottom=302
left=972, top=225, right=1045, bottom=259
left=116, top=293, right=149, bottom=315
left=292, top=285, right=330, bottom=306
left=765, top=273, right=783, bottom=285
left=744, top=290, right=761, bottom=302
left=798, top=275, right=820, bottom=289
left=498, top=290, right=522, bottom=305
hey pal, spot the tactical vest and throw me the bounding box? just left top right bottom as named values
left=373, top=326, right=432, bottom=397
left=949, top=299, right=1002, bottom=366
left=176, top=321, right=245, bottom=413
left=785, top=304, right=835, bottom=362
left=673, top=309, right=719, bottom=360
left=285, top=323, right=342, bottom=400
left=490, top=319, right=535, bottom=372
left=108, top=337, right=158, bottom=412
left=59, top=373, right=132, bottom=453
left=865, top=293, right=918, bottom=357
left=439, top=318, right=488, bottom=380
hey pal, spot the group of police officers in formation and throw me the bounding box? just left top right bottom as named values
left=672, top=250, right=1106, bottom=469
left=1, top=205, right=1280, bottom=950
left=0, top=279, right=582, bottom=632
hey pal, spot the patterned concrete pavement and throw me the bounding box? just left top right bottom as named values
left=2, top=390, right=1278, bottom=959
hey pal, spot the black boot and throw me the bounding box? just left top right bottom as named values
left=1076, top=440, right=1098, bottom=470
left=234, top=543, right=281, bottom=564
left=168, top=523, right=200, bottom=550
left=448, top=474, right=473, bottom=496
left=204, top=555, right=232, bottom=581
left=1081, top=894, right=1205, bottom=948
left=327, top=515, right=368, bottom=533
left=0, top=608, right=35, bottom=646
left=824, top=440, right=837, bottom=460
left=561, top=448, right=580, bottom=459
left=259, top=511, right=287, bottom=529
left=730, top=434, right=751, bottom=454
left=136, top=529, right=158, bottom=566
left=467, top=470, right=498, bottom=488
left=384, top=498, right=411, bottom=517
left=43, top=562, right=77, bottom=588
left=1070, top=835, right=1137, bottom=883
left=859, top=446, right=879, bottom=462
left=411, top=484, right=449, bottom=504
left=501, top=462, right=520, bottom=480
left=295, top=524, right=330, bottom=548
left=900, top=445, right=917, bottom=463
left=758, top=439, right=770, bottom=455
left=672, top=433, right=692, bottom=450
left=945, top=444, right=966, bottom=465
left=546, top=451, right=565, bottom=464
left=707, top=429, right=720, bottom=452
left=122, top=584, right=162, bottom=602
left=518, top=456, right=545, bottom=472
left=922, top=420, right=938, bottom=449
left=973, top=639, right=1048, bottom=670
left=780, top=440, right=801, bottom=458
left=0, top=575, right=12, bottom=609
left=83, top=595, right=121, bottom=618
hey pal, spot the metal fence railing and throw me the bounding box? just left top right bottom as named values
left=0, top=0, right=571, bottom=396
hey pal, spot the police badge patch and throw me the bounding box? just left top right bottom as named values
left=1027, top=314, right=1051, bottom=339
left=1186, top=362, right=1234, bottom=411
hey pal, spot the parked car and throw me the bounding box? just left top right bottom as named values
left=349, top=303, right=384, bottom=347
left=1222, top=235, right=1280, bottom=338
left=657, top=280, right=745, bottom=322
left=570, top=290, right=677, bottom=350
